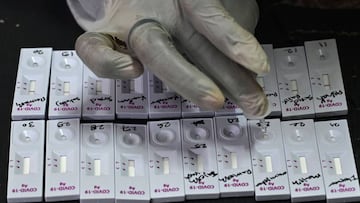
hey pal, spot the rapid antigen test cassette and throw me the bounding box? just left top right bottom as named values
left=274, top=46, right=315, bottom=119
left=181, top=118, right=220, bottom=200
left=45, top=119, right=80, bottom=202
left=82, top=66, right=115, bottom=120
left=214, top=116, right=254, bottom=197
left=315, top=120, right=360, bottom=203
left=114, top=124, right=150, bottom=202
left=116, top=71, right=149, bottom=119
left=12, top=48, right=52, bottom=120
left=147, top=120, right=185, bottom=202
left=80, top=123, right=115, bottom=203
left=281, top=119, right=325, bottom=202
left=248, top=119, right=290, bottom=201
left=48, top=51, right=83, bottom=119
left=305, top=39, right=348, bottom=117
left=259, top=45, right=281, bottom=117
left=7, top=120, right=45, bottom=202
left=148, top=73, right=181, bottom=119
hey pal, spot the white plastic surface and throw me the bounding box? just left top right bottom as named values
left=181, top=98, right=214, bottom=118
left=305, top=39, right=348, bottom=117
left=45, top=119, right=80, bottom=202
left=116, top=72, right=149, bottom=119
left=181, top=118, right=220, bottom=200
left=260, top=45, right=282, bottom=117
left=281, top=119, right=326, bottom=202
left=248, top=119, right=290, bottom=201
left=274, top=46, right=315, bottom=119
left=148, top=120, right=185, bottom=203
left=315, top=120, right=360, bottom=203
left=48, top=51, right=83, bottom=119
left=215, top=98, right=243, bottom=116
left=7, top=120, right=45, bottom=203
left=12, top=48, right=52, bottom=120
left=82, top=66, right=115, bottom=120
left=214, top=116, right=254, bottom=197
left=115, top=124, right=150, bottom=203
left=148, top=73, right=181, bottom=119
left=80, top=123, right=115, bottom=203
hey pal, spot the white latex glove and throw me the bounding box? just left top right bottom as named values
left=67, top=0, right=270, bottom=119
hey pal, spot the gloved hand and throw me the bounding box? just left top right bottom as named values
left=67, top=0, right=270, bottom=119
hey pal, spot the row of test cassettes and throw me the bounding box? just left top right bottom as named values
left=7, top=116, right=360, bottom=203
left=11, top=39, right=347, bottom=121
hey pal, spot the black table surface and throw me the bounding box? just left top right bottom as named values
left=0, top=1, right=359, bottom=203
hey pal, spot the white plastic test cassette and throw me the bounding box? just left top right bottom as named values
left=148, top=72, right=181, bottom=119
left=181, top=118, right=220, bottom=200
left=48, top=51, right=83, bottom=119
left=148, top=120, right=185, bottom=203
left=11, top=48, right=52, bottom=120
left=214, top=116, right=254, bottom=197
left=114, top=124, right=150, bottom=202
left=116, top=72, right=149, bottom=119
left=7, top=120, right=45, bottom=203
left=45, top=119, right=80, bottom=202
left=281, top=119, right=326, bottom=202
left=248, top=119, right=290, bottom=201
left=80, top=123, right=115, bottom=203
left=305, top=39, right=348, bottom=117
left=315, top=120, right=360, bottom=203
left=181, top=98, right=214, bottom=118
left=274, top=46, right=315, bottom=119
left=259, top=45, right=281, bottom=117
left=82, top=66, right=115, bottom=120
left=215, top=98, right=243, bottom=116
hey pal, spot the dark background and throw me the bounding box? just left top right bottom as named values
left=0, top=1, right=359, bottom=202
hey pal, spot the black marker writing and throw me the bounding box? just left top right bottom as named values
left=16, top=97, right=46, bottom=107
left=151, top=95, right=180, bottom=104
left=118, top=96, right=146, bottom=105
left=292, top=173, right=321, bottom=185
left=283, top=95, right=313, bottom=106
left=316, top=90, right=343, bottom=104
left=185, top=171, right=218, bottom=184
left=256, top=171, right=287, bottom=187
left=329, top=175, right=358, bottom=187
left=219, top=169, right=252, bottom=183
left=55, top=97, right=80, bottom=106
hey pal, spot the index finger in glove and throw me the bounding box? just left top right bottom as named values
left=75, top=32, right=143, bottom=79
left=180, top=0, right=269, bottom=75
left=176, top=28, right=270, bottom=119
left=128, top=21, right=225, bottom=110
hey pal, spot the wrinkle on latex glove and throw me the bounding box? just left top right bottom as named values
left=75, top=32, right=143, bottom=79
left=176, top=23, right=270, bottom=118
left=180, top=0, right=270, bottom=75
left=68, top=0, right=270, bottom=119
left=130, top=22, right=225, bottom=110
